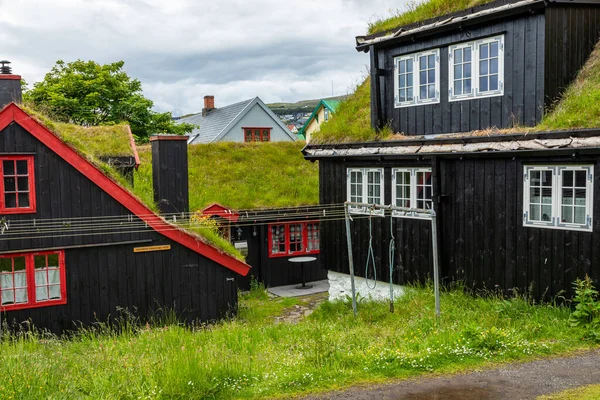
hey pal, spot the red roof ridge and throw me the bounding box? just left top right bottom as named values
left=0, top=103, right=250, bottom=276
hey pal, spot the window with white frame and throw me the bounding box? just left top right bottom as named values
left=394, top=49, right=440, bottom=107
left=449, top=35, right=504, bottom=101
left=347, top=168, right=384, bottom=215
left=391, top=168, right=433, bottom=217
left=523, top=165, right=593, bottom=232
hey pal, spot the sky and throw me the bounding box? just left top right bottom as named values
left=0, top=0, right=412, bottom=116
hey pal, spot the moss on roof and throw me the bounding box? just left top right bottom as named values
left=368, top=0, right=495, bottom=35
left=134, top=141, right=319, bottom=211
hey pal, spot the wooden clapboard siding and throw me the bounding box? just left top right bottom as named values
left=0, top=122, right=238, bottom=333
left=318, top=154, right=600, bottom=300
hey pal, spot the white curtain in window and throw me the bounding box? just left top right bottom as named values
left=1, top=272, right=27, bottom=304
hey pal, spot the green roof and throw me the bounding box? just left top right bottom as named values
left=133, top=141, right=319, bottom=212
left=314, top=0, right=600, bottom=144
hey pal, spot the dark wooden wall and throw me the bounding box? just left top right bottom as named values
left=151, top=138, right=189, bottom=215
left=377, top=13, right=546, bottom=135
left=319, top=154, right=600, bottom=300
left=544, top=4, right=600, bottom=107
left=0, top=122, right=237, bottom=333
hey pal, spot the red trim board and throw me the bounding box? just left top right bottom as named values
left=0, top=103, right=250, bottom=276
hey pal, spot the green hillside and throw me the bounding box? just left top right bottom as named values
left=134, top=141, right=319, bottom=212
left=267, top=95, right=347, bottom=116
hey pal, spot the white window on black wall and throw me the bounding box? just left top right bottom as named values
left=391, top=168, right=433, bottom=218
left=394, top=49, right=440, bottom=108
left=449, top=35, right=504, bottom=102
left=523, top=165, right=593, bottom=232
left=347, top=168, right=384, bottom=215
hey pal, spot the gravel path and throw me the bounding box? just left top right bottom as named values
left=302, top=349, right=600, bottom=400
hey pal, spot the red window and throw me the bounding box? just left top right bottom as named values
left=268, top=221, right=319, bottom=257
left=0, top=156, right=36, bottom=214
left=0, top=250, right=66, bottom=311
left=243, top=128, right=271, bottom=142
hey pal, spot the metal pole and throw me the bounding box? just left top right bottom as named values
left=431, top=212, right=441, bottom=320
left=344, top=203, right=358, bottom=317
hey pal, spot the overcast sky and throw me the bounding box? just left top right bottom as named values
left=0, top=0, right=412, bottom=116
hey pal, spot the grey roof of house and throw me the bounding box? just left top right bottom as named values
left=178, top=98, right=254, bottom=144
left=177, top=97, right=296, bottom=145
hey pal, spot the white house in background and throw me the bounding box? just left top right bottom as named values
left=179, top=95, right=296, bottom=145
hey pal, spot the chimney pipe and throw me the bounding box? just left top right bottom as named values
left=202, top=95, right=215, bottom=117
left=0, top=61, right=22, bottom=109
left=150, top=134, right=189, bottom=216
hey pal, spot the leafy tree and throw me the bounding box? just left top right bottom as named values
left=24, top=60, right=194, bottom=141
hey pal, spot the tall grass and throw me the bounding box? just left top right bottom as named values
left=0, top=285, right=592, bottom=399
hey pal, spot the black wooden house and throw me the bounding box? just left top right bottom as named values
left=0, top=68, right=250, bottom=333
left=304, top=0, right=600, bottom=300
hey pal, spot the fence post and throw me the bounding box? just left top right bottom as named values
left=344, top=203, right=358, bottom=317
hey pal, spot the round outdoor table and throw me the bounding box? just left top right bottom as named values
left=288, top=256, right=317, bottom=289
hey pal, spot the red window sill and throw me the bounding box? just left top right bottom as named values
left=0, top=298, right=66, bottom=312
left=0, top=208, right=36, bottom=214
left=268, top=249, right=320, bottom=259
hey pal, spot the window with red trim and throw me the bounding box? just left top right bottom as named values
left=0, top=250, right=66, bottom=311
left=0, top=156, right=36, bottom=214
left=268, top=221, right=319, bottom=257
left=243, top=128, right=271, bottom=142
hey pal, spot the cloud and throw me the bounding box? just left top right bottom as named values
left=1, top=0, right=411, bottom=115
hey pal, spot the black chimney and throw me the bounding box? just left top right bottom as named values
left=150, top=134, right=189, bottom=215
left=0, top=61, right=22, bottom=109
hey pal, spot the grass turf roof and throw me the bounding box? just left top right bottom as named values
left=133, top=141, right=319, bottom=212
left=367, top=0, right=495, bottom=35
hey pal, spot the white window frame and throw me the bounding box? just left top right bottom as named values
left=346, top=168, right=385, bottom=216
left=394, top=49, right=440, bottom=108
left=523, top=165, right=593, bottom=232
left=449, top=35, right=504, bottom=102
left=391, top=167, right=433, bottom=219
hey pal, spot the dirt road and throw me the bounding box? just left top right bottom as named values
left=302, top=349, right=600, bottom=400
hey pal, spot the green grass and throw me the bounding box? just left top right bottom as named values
left=134, top=141, right=319, bottom=211
left=539, top=384, right=600, bottom=400
left=0, top=284, right=595, bottom=399
left=368, top=0, right=494, bottom=35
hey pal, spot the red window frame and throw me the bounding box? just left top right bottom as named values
left=0, top=250, right=67, bottom=311
left=268, top=221, right=320, bottom=258
left=243, top=127, right=271, bottom=142
left=0, top=155, right=36, bottom=214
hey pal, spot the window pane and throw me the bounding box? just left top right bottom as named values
left=455, top=81, right=463, bottom=96
left=480, top=43, right=489, bottom=59
left=563, top=170, right=573, bottom=186
left=420, top=86, right=427, bottom=99
left=562, top=189, right=574, bottom=205
left=574, top=208, right=586, bottom=224
left=4, top=193, right=16, bottom=208
left=419, top=56, right=426, bottom=70
left=575, top=188, right=586, bottom=204
left=34, top=255, right=46, bottom=269
left=14, top=257, right=25, bottom=271
left=542, top=188, right=553, bottom=203
left=16, top=160, right=28, bottom=175
left=480, top=77, right=488, bottom=92
left=18, top=193, right=29, bottom=207
left=399, top=89, right=406, bottom=102
left=454, top=65, right=462, bottom=79
left=464, top=79, right=472, bottom=93
left=407, top=87, right=413, bottom=100
left=531, top=171, right=541, bottom=186
left=428, top=54, right=435, bottom=68
left=3, top=160, right=14, bottom=175
left=464, top=47, right=471, bottom=61
left=490, top=58, right=499, bottom=74
left=407, top=73, right=413, bottom=87
left=542, top=170, right=553, bottom=184
left=541, top=205, right=552, bottom=221
left=428, top=69, right=435, bottom=83
left=4, top=177, right=15, bottom=191
left=428, top=84, right=436, bottom=99
left=17, top=177, right=28, bottom=191
left=400, top=74, right=405, bottom=87
left=0, top=258, right=11, bottom=272
left=480, top=60, right=488, bottom=75
left=407, top=59, right=413, bottom=72
left=562, top=206, right=573, bottom=223
left=454, top=49, right=462, bottom=63
left=490, top=41, right=499, bottom=57
left=420, top=71, right=427, bottom=83
left=464, top=63, right=471, bottom=78
left=490, top=75, right=498, bottom=91
left=399, top=60, right=405, bottom=74
left=575, top=170, right=587, bottom=187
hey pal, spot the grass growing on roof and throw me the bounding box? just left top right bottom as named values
left=134, top=141, right=319, bottom=210
left=0, top=283, right=594, bottom=399
left=368, top=0, right=495, bottom=35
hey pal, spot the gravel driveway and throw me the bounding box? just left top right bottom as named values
left=301, top=349, right=600, bottom=400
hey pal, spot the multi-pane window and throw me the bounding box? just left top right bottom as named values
left=346, top=168, right=384, bottom=215
left=0, top=156, right=36, bottom=213
left=243, top=128, right=271, bottom=142
left=392, top=168, right=433, bottom=218
left=268, top=222, right=320, bottom=257
left=523, top=165, right=593, bottom=231
left=0, top=251, right=66, bottom=311
left=449, top=35, right=504, bottom=101
left=394, top=49, right=439, bottom=107
left=324, top=108, right=330, bottom=122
